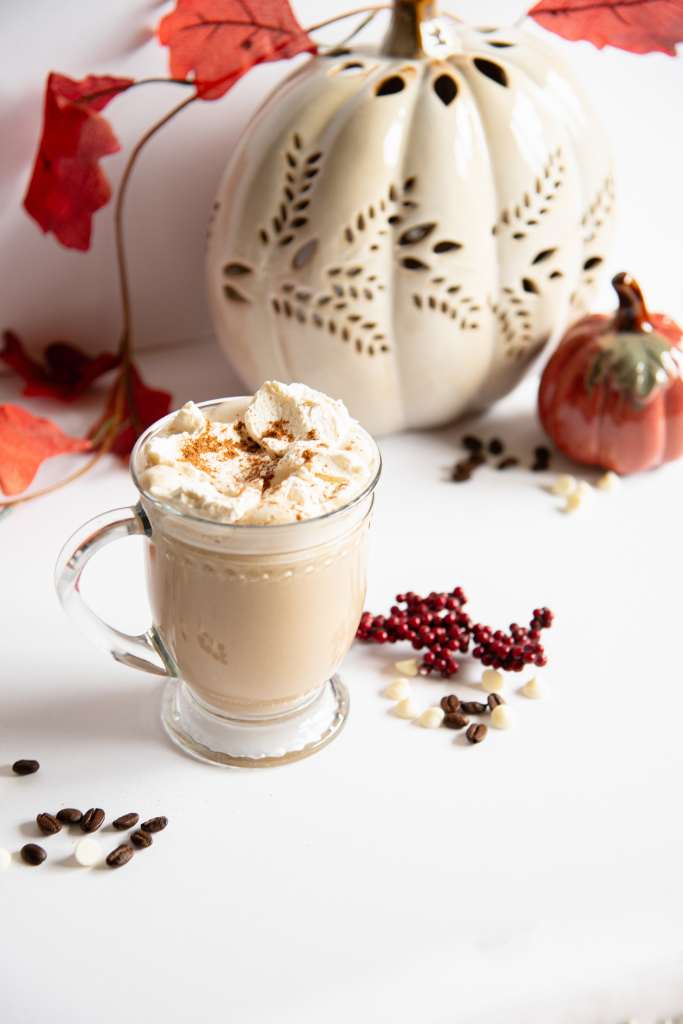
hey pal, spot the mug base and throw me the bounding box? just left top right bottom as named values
left=160, top=677, right=349, bottom=768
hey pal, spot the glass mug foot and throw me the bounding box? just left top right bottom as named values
left=161, top=676, right=350, bottom=768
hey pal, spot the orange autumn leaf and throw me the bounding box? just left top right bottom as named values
left=528, top=0, right=683, bottom=55
left=0, top=405, right=91, bottom=496
left=158, top=0, right=316, bottom=100
left=23, top=73, right=134, bottom=251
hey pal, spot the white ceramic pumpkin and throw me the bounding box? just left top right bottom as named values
left=206, top=3, right=615, bottom=435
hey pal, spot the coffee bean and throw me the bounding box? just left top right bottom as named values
left=462, top=435, right=483, bottom=453
left=56, top=808, right=82, bottom=825
left=451, top=462, right=472, bottom=483
left=130, top=830, right=153, bottom=850
left=440, top=695, right=461, bottom=714
left=106, top=844, right=134, bottom=869
left=113, top=813, right=139, bottom=831
left=12, top=759, right=39, bottom=776
left=534, top=445, right=551, bottom=463
left=497, top=457, right=519, bottom=471
left=467, top=451, right=487, bottom=468
left=460, top=701, right=487, bottom=714
left=21, top=843, right=46, bottom=865
left=141, top=816, right=167, bottom=834
left=466, top=723, right=487, bottom=744
left=36, top=813, right=61, bottom=836
left=80, top=808, right=105, bottom=833
left=487, top=693, right=505, bottom=710
left=488, top=438, right=504, bottom=455
left=443, top=712, right=469, bottom=730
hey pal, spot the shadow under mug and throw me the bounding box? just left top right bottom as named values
left=55, top=397, right=381, bottom=767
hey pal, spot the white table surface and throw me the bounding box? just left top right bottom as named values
left=2, top=341, right=683, bottom=1024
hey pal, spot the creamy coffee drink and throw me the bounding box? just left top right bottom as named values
left=135, top=383, right=379, bottom=716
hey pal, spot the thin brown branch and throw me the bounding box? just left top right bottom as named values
left=75, top=77, right=196, bottom=108
left=114, top=93, right=197, bottom=364
left=327, top=9, right=380, bottom=48
left=306, top=5, right=390, bottom=34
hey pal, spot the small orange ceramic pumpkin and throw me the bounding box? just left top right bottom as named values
left=539, top=273, right=683, bottom=474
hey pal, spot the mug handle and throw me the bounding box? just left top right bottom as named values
left=55, top=503, right=177, bottom=678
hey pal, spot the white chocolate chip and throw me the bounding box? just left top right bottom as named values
left=0, top=848, right=11, bottom=872
left=574, top=479, right=592, bottom=498
left=491, top=704, right=513, bottom=730
left=564, top=491, right=582, bottom=513
left=395, top=658, right=419, bottom=677
left=74, top=837, right=102, bottom=867
left=521, top=676, right=541, bottom=699
left=384, top=678, right=410, bottom=701
left=418, top=707, right=445, bottom=729
left=551, top=474, right=576, bottom=496
left=394, top=698, right=419, bottom=720
left=596, top=470, right=619, bottom=492
left=481, top=668, right=504, bottom=693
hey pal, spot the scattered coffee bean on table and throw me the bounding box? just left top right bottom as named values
left=443, top=712, right=469, bottom=730
left=497, top=457, right=519, bottom=471
left=113, top=813, right=139, bottom=831
left=460, top=701, right=487, bottom=715
left=462, top=435, right=483, bottom=453
left=466, top=724, right=488, bottom=744
left=468, top=451, right=487, bottom=468
left=21, top=843, right=46, bottom=866
left=12, top=759, right=39, bottom=776
left=440, top=695, right=461, bottom=714
left=106, top=844, right=134, bottom=869
left=80, top=808, right=105, bottom=833
left=451, top=461, right=472, bottom=483
left=141, top=816, right=168, bottom=834
left=488, top=438, right=504, bottom=455
left=36, top=813, right=61, bottom=836
left=56, top=808, right=83, bottom=825
left=131, top=830, right=153, bottom=850
left=487, top=693, right=505, bottom=710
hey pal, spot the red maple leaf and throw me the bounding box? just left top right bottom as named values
left=529, top=0, right=683, bottom=55
left=158, top=0, right=316, bottom=100
left=23, top=73, right=134, bottom=251
left=91, top=364, right=172, bottom=456
left=0, top=404, right=91, bottom=496
left=1, top=330, right=120, bottom=402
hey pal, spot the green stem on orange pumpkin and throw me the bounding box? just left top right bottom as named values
left=612, top=272, right=651, bottom=334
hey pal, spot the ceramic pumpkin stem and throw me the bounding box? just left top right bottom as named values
left=612, top=272, right=651, bottom=333
left=381, top=0, right=438, bottom=57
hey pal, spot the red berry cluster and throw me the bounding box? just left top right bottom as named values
left=356, top=590, right=553, bottom=678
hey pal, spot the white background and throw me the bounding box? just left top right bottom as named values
left=1, top=0, right=682, bottom=358
left=2, top=2, right=683, bottom=1022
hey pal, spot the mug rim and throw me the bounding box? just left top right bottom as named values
left=130, top=395, right=382, bottom=531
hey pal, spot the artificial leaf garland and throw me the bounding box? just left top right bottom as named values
left=4, top=0, right=682, bottom=503
left=1, top=331, right=119, bottom=403
left=0, top=405, right=91, bottom=496
left=158, top=0, right=317, bottom=99
left=528, top=0, right=683, bottom=55
left=23, top=73, right=134, bottom=251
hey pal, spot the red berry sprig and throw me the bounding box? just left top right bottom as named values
left=356, top=591, right=553, bottom=678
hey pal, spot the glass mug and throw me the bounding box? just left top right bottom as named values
left=55, top=397, right=381, bottom=767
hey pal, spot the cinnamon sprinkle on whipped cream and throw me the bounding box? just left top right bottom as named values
left=137, top=381, right=378, bottom=525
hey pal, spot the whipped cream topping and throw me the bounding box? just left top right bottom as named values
left=137, top=381, right=378, bottom=525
